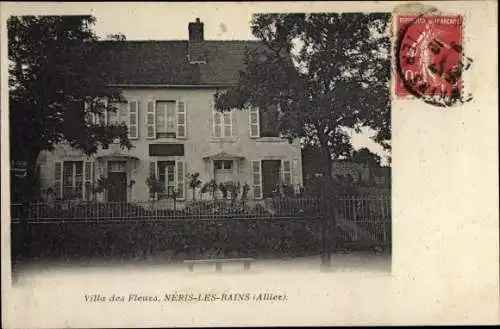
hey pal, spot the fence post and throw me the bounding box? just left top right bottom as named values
left=321, top=184, right=333, bottom=269
left=382, top=198, right=388, bottom=244
left=351, top=197, right=357, bottom=242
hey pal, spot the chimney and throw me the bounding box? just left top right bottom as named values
left=188, top=18, right=204, bottom=41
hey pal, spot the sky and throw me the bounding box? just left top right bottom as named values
left=89, top=4, right=390, bottom=164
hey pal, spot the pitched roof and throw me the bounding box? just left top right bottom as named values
left=93, top=40, right=264, bottom=87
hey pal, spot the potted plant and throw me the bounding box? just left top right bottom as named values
left=187, top=172, right=202, bottom=201
left=226, top=181, right=241, bottom=207
left=146, top=175, right=165, bottom=210
left=94, top=175, right=113, bottom=201
left=241, top=182, right=250, bottom=209
left=219, top=182, right=229, bottom=200
left=202, top=179, right=218, bottom=200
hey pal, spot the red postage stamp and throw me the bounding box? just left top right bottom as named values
left=395, top=14, right=472, bottom=106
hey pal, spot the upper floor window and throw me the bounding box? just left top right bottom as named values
left=249, top=105, right=280, bottom=138
left=156, top=101, right=177, bottom=138
left=86, top=98, right=139, bottom=139
left=147, top=100, right=186, bottom=139
left=213, top=110, right=232, bottom=138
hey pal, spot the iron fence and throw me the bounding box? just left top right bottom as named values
left=11, top=195, right=391, bottom=256
left=10, top=198, right=327, bottom=222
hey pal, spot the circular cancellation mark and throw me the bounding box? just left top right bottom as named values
left=395, top=13, right=474, bottom=107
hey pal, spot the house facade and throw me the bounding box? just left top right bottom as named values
left=36, top=19, right=303, bottom=204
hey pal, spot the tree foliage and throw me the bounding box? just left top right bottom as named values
left=215, top=13, right=391, bottom=166
left=351, top=147, right=382, bottom=167
left=8, top=15, right=132, bottom=200
left=214, top=13, right=391, bottom=262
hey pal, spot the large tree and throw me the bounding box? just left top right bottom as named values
left=8, top=16, right=132, bottom=201
left=351, top=147, right=382, bottom=167
left=214, top=13, right=391, bottom=263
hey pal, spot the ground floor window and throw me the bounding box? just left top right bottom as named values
left=252, top=159, right=292, bottom=199
left=214, top=160, right=234, bottom=184
left=158, top=161, right=176, bottom=199
left=62, top=161, right=83, bottom=200
left=149, top=160, right=185, bottom=200
left=53, top=160, right=94, bottom=201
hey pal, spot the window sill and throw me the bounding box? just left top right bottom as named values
left=252, top=137, right=287, bottom=142
left=208, top=137, right=237, bottom=143
left=151, top=137, right=183, bottom=142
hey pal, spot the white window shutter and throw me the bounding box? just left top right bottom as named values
left=213, top=111, right=222, bottom=138
left=252, top=160, right=262, bottom=199
left=292, top=159, right=300, bottom=189
left=149, top=161, right=157, bottom=200
left=176, top=161, right=185, bottom=199
left=101, top=98, right=109, bottom=126
left=128, top=101, right=139, bottom=139
left=101, top=160, right=108, bottom=178
left=84, top=100, right=95, bottom=125
left=146, top=100, right=156, bottom=139
left=231, top=109, right=237, bottom=137
left=208, top=99, right=214, bottom=138
left=54, top=161, right=63, bottom=199
left=83, top=161, right=94, bottom=201
left=177, top=100, right=187, bottom=139
left=282, top=160, right=292, bottom=186
left=249, top=107, right=260, bottom=138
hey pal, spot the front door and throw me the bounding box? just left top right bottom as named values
left=107, top=172, right=127, bottom=202
left=262, top=160, right=281, bottom=198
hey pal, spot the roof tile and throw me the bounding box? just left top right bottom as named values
left=94, top=40, right=263, bottom=86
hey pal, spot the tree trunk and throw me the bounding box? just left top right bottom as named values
left=23, top=148, right=41, bottom=203
left=17, top=148, right=40, bottom=261
left=320, top=148, right=336, bottom=268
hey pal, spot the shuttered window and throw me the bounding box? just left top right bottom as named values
left=292, top=159, right=300, bottom=188
left=156, top=101, right=176, bottom=138
left=151, top=100, right=187, bottom=139
left=176, top=161, right=185, bottom=199
left=54, top=162, right=62, bottom=198
left=83, top=161, right=94, bottom=201
left=128, top=101, right=139, bottom=139
left=252, top=160, right=262, bottom=199
left=213, top=110, right=232, bottom=138
left=100, top=98, right=109, bottom=126
left=176, top=100, right=187, bottom=138
left=282, top=160, right=292, bottom=186
left=150, top=160, right=186, bottom=200
left=149, top=161, right=157, bottom=199
left=249, top=107, right=260, bottom=138
left=146, top=100, right=156, bottom=139
left=62, top=161, right=84, bottom=200
left=260, top=105, right=280, bottom=137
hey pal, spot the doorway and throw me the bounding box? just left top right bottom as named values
left=107, top=161, right=127, bottom=202
left=261, top=160, right=281, bottom=198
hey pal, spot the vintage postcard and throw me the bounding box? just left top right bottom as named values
left=1, top=1, right=498, bottom=327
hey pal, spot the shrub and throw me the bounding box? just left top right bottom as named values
left=201, top=180, right=218, bottom=200
left=225, top=181, right=241, bottom=202
left=241, top=182, right=250, bottom=202
left=146, top=175, right=165, bottom=200
left=188, top=172, right=202, bottom=200
left=218, top=182, right=228, bottom=199
left=281, top=184, right=295, bottom=197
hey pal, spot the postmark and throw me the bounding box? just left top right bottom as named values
left=395, top=14, right=473, bottom=107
